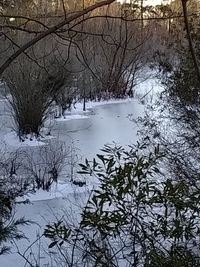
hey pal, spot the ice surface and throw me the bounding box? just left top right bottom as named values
left=0, top=77, right=162, bottom=267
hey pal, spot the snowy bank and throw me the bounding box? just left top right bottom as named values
left=16, top=180, right=94, bottom=202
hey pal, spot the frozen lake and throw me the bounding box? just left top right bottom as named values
left=0, top=97, right=145, bottom=267
left=52, top=99, right=144, bottom=157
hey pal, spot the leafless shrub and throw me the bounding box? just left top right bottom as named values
left=4, top=56, right=68, bottom=139
left=22, top=141, right=78, bottom=191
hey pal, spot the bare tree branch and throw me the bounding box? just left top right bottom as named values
left=0, top=0, right=115, bottom=76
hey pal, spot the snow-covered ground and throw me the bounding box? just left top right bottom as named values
left=4, top=132, right=47, bottom=147
left=0, top=75, right=163, bottom=267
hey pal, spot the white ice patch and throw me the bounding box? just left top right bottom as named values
left=69, top=98, right=132, bottom=115
left=55, top=114, right=89, bottom=121
left=53, top=98, right=133, bottom=123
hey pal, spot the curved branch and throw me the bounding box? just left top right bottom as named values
left=0, top=0, right=115, bottom=76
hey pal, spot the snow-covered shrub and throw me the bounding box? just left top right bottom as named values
left=144, top=25, right=200, bottom=185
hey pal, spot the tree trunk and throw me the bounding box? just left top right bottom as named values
left=140, top=0, right=144, bottom=40
left=181, top=0, right=200, bottom=83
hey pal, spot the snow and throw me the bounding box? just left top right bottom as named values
left=53, top=98, right=134, bottom=122
left=69, top=98, right=133, bottom=114
left=4, top=130, right=57, bottom=148
left=4, top=131, right=46, bottom=147
left=16, top=181, right=93, bottom=202
left=55, top=114, right=89, bottom=121
left=134, top=73, right=163, bottom=102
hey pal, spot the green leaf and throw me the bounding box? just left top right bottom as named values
left=49, top=241, right=58, bottom=249
left=97, top=154, right=105, bottom=164
left=59, top=240, right=64, bottom=247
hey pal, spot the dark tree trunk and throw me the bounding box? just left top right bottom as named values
left=181, top=0, right=200, bottom=83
